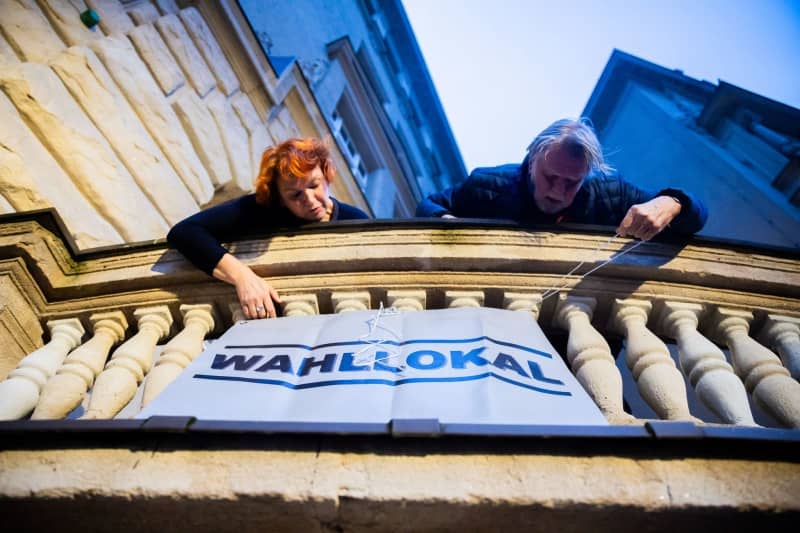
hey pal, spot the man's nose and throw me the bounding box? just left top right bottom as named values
left=551, top=179, right=568, bottom=198
left=302, top=190, right=315, bottom=204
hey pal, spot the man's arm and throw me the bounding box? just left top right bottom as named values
left=654, top=187, right=708, bottom=235
left=611, top=177, right=708, bottom=239
left=416, top=188, right=456, bottom=217
left=616, top=195, right=683, bottom=240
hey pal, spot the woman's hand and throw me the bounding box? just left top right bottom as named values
left=213, top=253, right=282, bottom=319
left=233, top=267, right=281, bottom=319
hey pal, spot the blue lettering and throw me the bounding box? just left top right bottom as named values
left=492, top=353, right=529, bottom=378
left=373, top=351, right=403, bottom=373
left=450, top=347, right=490, bottom=369
left=255, top=354, right=293, bottom=374
left=407, top=349, right=446, bottom=370
left=211, top=354, right=262, bottom=371
left=528, top=360, right=564, bottom=385
left=339, top=352, right=370, bottom=372
left=298, top=353, right=338, bottom=376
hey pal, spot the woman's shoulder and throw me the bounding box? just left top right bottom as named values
left=334, top=199, right=371, bottom=220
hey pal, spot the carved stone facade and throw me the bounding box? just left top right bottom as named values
left=0, top=0, right=370, bottom=249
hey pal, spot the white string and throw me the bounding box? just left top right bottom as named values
left=353, top=302, right=405, bottom=371
left=346, top=236, right=646, bottom=370
left=539, top=234, right=647, bottom=302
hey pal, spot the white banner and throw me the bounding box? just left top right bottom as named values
left=138, top=307, right=608, bottom=427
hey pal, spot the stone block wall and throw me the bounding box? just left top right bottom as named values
left=0, top=0, right=302, bottom=249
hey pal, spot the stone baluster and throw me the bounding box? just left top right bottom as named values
left=387, top=290, right=426, bottom=312
left=0, top=318, right=84, bottom=420
left=83, top=306, right=172, bottom=419
left=281, top=294, right=319, bottom=317
left=555, top=296, right=635, bottom=424
left=228, top=302, right=245, bottom=323
left=445, top=290, right=484, bottom=309
left=32, top=312, right=128, bottom=420
left=711, top=308, right=800, bottom=428
left=331, top=292, right=370, bottom=313
left=503, top=292, right=542, bottom=321
left=759, top=314, right=800, bottom=381
left=141, top=304, right=214, bottom=407
left=611, top=299, right=693, bottom=421
left=659, top=302, right=755, bottom=425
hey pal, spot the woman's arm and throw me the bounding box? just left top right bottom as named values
left=213, top=253, right=281, bottom=319
left=167, top=195, right=282, bottom=319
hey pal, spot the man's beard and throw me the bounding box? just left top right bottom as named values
left=535, top=197, right=566, bottom=214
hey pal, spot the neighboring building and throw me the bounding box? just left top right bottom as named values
left=238, top=0, right=466, bottom=218
left=583, top=49, right=800, bottom=249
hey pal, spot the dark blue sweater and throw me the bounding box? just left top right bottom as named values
left=168, top=194, right=370, bottom=275
left=416, top=160, right=707, bottom=234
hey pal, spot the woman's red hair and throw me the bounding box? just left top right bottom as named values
left=254, top=137, right=336, bottom=205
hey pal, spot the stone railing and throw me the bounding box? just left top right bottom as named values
left=1, top=212, right=798, bottom=428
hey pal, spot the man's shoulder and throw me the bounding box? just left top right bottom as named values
left=581, top=172, right=631, bottom=198
left=583, top=171, right=622, bottom=187
left=464, top=163, right=523, bottom=191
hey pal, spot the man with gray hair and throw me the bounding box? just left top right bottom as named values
left=416, top=118, right=707, bottom=239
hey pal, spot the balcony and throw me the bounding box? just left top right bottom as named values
left=0, top=211, right=798, bottom=530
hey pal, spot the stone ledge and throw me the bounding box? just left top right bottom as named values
left=1, top=447, right=798, bottom=532
left=2, top=215, right=799, bottom=300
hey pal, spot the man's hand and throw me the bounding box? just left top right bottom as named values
left=213, top=253, right=282, bottom=319
left=617, top=196, right=682, bottom=240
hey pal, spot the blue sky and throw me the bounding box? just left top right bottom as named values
left=403, top=0, right=800, bottom=170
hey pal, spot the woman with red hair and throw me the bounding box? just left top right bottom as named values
left=168, top=137, right=369, bottom=319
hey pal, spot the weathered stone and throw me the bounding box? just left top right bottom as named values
left=37, top=0, right=101, bottom=46
left=155, top=13, right=215, bottom=97
left=154, top=0, right=179, bottom=15
left=85, top=0, right=135, bottom=35
left=127, top=2, right=160, bottom=26
left=206, top=89, right=253, bottom=192
left=172, top=88, right=232, bottom=190
left=0, top=304, right=28, bottom=375
left=231, top=91, right=273, bottom=175
left=0, top=32, right=21, bottom=66
left=0, top=448, right=798, bottom=530
left=51, top=46, right=198, bottom=226
left=0, top=90, right=123, bottom=248
left=90, top=34, right=214, bottom=204
left=128, top=23, right=185, bottom=96
left=0, top=62, right=167, bottom=242
left=0, top=0, right=66, bottom=63
left=267, top=114, right=292, bottom=144
left=0, top=195, right=13, bottom=213
left=179, top=7, right=239, bottom=97
left=277, top=106, right=301, bottom=137
left=230, top=91, right=263, bottom=131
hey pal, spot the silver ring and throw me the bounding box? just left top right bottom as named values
left=255, top=305, right=264, bottom=312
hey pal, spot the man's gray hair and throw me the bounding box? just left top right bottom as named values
left=527, top=118, right=614, bottom=175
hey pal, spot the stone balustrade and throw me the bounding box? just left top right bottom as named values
left=0, top=218, right=799, bottom=427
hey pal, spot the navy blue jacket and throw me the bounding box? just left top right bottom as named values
left=416, top=159, right=707, bottom=234
left=168, top=194, right=370, bottom=275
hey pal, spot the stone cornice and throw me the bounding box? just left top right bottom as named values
left=1, top=212, right=797, bottom=289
